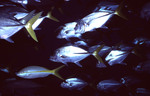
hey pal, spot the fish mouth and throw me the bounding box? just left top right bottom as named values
left=57, top=35, right=62, bottom=39
left=49, top=56, right=57, bottom=62
left=57, top=35, right=65, bottom=39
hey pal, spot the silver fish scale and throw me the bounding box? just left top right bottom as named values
left=0, top=17, right=22, bottom=26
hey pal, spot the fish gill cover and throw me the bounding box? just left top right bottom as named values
left=0, top=0, right=150, bottom=96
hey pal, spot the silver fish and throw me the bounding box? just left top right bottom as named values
left=133, top=37, right=150, bottom=47
left=9, top=0, right=41, bottom=7
left=97, top=79, right=123, bottom=92
left=136, top=88, right=150, bottom=95
left=57, top=12, right=113, bottom=40
left=57, top=1, right=124, bottom=40
left=140, top=2, right=150, bottom=21
left=10, top=0, right=28, bottom=5
left=50, top=45, right=90, bottom=67
left=105, top=50, right=129, bottom=66
left=0, top=68, right=9, bottom=73
left=61, top=78, right=88, bottom=90
left=121, top=76, right=142, bottom=87
left=135, top=60, right=150, bottom=74
left=50, top=45, right=105, bottom=67
left=16, top=65, right=65, bottom=80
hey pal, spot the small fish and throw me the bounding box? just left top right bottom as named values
left=136, top=88, right=150, bottom=95
left=9, top=0, right=41, bottom=7
left=121, top=75, right=142, bottom=87
left=0, top=68, right=9, bottom=73
left=57, top=1, right=125, bottom=40
left=61, top=78, right=88, bottom=90
left=105, top=50, right=129, bottom=66
left=9, top=0, right=28, bottom=5
left=0, top=1, right=17, bottom=7
left=133, top=37, right=150, bottom=47
left=16, top=65, right=65, bottom=80
left=134, top=60, right=150, bottom=74
left=140, top=2, right=150, bottom=21
left=50, top=45, right=105, bottom=67
left=97, top=79, right=123, bottom=92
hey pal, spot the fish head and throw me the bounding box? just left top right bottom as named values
left=61, top=81, right=74, bottom=89
left=57, top=22, right=78, bottom=40
left=57, top=28, right=76, bottom=40
left=16, top=71, right=31, bottom=79
left=49, top=50, right=69, bottom=65
left=10, top=0, right=28, bottom=5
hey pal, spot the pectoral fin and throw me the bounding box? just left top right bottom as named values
left=25, top=12, right=42, bottom=42
left=5, top=38, right=14, bottom=43
left=75, top=62, right=82, bottom=67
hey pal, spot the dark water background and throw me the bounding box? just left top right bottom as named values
left=0, top=0, right=150, bottom=96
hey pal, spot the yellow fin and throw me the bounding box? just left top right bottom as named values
left=50, top=65, right=65, bottom=80
left=46, top=11, right=59, bottom=22
left=25, top=12, right=42, bottom=42
left=114, top=1, right=128, bottom=20
left=57, top=7, right=64, bottom=15
left=92, top=44, right=105, bottom=64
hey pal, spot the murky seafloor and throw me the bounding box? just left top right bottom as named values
left=0, top=0, right=150, bottom=96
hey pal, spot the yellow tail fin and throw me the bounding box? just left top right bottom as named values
left=114, top=1, right=128, bottom=20
left=58, top=7, right=64, bottom=15
left=46, top=11, right=59, bottom=22
left=50, top=65, right=65, bottom=80
left=25, top=12, right=42, bottom=42
left=46, top=7, right=59, bottom=22
left=92, top=44, right=105, bottom=64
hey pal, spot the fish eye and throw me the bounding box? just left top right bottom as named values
left=60, top=55, right=67, bottom=58
left=65, top=31, right=69, bottom=34
left=69, top=83, right=73, bottom=87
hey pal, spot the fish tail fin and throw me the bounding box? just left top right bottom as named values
left=25, top=12, right=42, bottom=42
left=46, top=7, right=59, bottom=22
left=51, top=65, right=65, bottom=80
left=92, top=44, right=105, bottom=64
left=114, top=1, right=127, bottom=20
left=57, top=7, right=64, bottom=15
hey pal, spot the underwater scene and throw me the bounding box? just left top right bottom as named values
left=0, top=0, right=150, bottom=96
